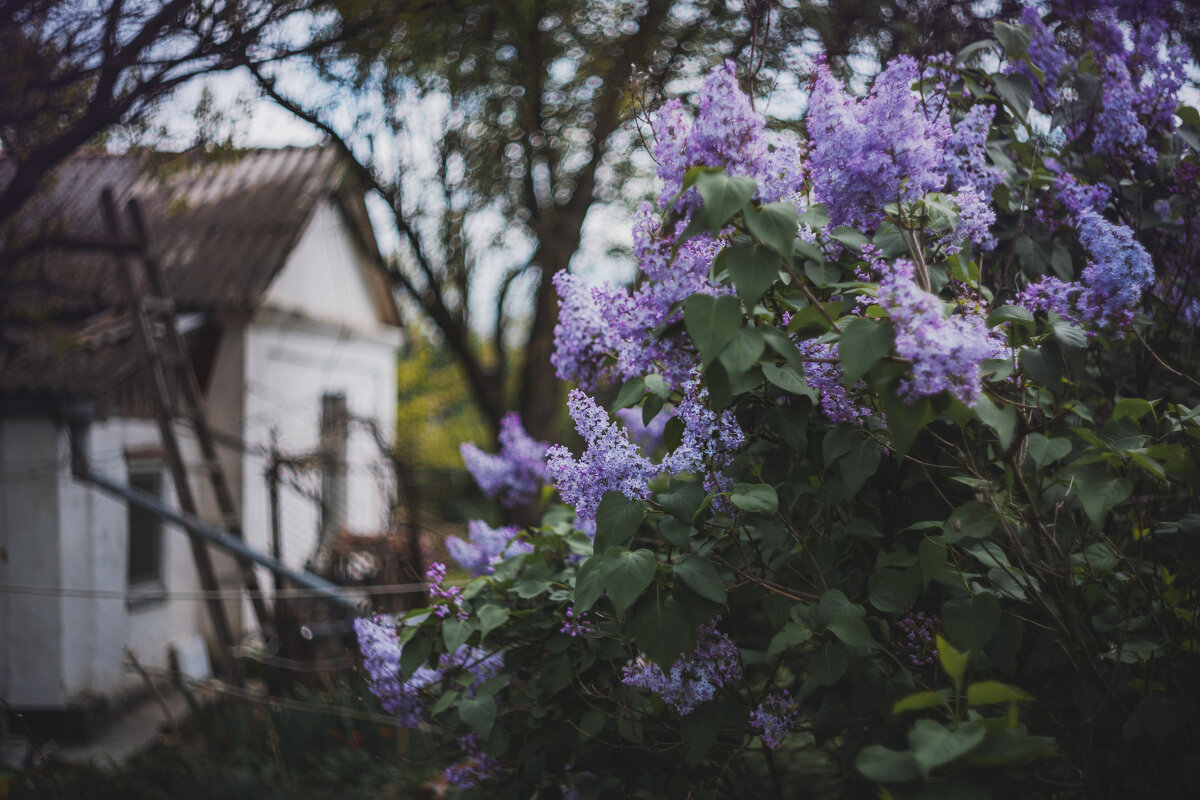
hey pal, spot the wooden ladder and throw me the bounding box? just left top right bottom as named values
left=100, top=189, right=276, bottom=678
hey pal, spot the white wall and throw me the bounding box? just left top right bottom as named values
left=0, top=418, right=65, bottom=706
left=241, top=197, right=401, bottom=596
left=0, top=416, right=209, bottom=708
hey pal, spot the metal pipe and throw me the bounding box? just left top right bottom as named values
left=62, top=408, right=362, bottom=613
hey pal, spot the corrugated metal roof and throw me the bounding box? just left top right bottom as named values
left=0, top=146, right=395, bottom=402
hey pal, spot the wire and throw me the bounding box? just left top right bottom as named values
left=136, top=666, right=403, bottom=726
left=0, top=581, right=446, bottom=601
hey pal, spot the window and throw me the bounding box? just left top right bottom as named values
left=127, top=466, right=165, bottom=596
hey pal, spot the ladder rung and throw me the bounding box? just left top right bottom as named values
left=142, top=296, right=176, bottom=315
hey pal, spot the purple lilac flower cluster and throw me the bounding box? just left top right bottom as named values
left=446, top=520, right=532, bottom=577
left=550, top=271, right=621, bottom=390
left=896, top=609, right=940, bottom=668
left=1095, top=55, right=1156, bottom=165
left=354, top=618, right=503, bottom=727
left=1044, top=2, right=1188, bottom=161
left=559, top=605, right=591, bottom=637
left=1021, top=210, right=1154, bottom=329
left=797, top=340, right=873, bottom=424
left=426, top=562, right=466, bottom=619
left=944, top=104, right=1003, bottom=197
left=354, top=616, right=441, bottom=727
left=660, top=376, right=745, bottom=477
left=460, top=412, right=550, bottom=508
left=749, top=691, right=799, bottom=750
left=546, top=390, right=656, bottom=521
left=554, top=61, right=809, bottom=396
left=946, top=185, right=998, bottom=254
left=654, top=61, right=805, bottom=212
left=877, top=260, right=1003, bottom=406
left=1011, top=7, right=1068, bottom=111
left=807, top=55, right=951, bottom=230
left=445, top=733, right=499, bottom=789
left=621, top=617, right=743, bottom=715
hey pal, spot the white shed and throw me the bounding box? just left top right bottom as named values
left=0, top=147, right=403, bottom=742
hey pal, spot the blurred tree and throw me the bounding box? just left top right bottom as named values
left=0, top=0, right=396, bottom=229
left=249, top=0, right=1057, bottom=444
left=249, top=0, right=782, bottom=442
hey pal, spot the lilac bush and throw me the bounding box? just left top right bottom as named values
left=353, top=10, right=1200, bottom=796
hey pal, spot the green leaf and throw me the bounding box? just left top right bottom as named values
left=944, top=501, right=997, bottom=543
left=967, top=728, right=1058, bottom=766
left=717, top=326, right=766, bottom=379
left=600, top=548, right=657, bottom=618
left=967, top=681, right=1033, bottom=706
left=804, top=260, right=842, bottom=286
left=673, top=555, right=727, bottom=604
left=893, top=690, right=951, bottom=715
left=798, top=203, right=831, bottom=230
left=684, top=294, right=742, bottom=366
left=613, top=377, right=644, bottom=410
left=942, top=594, right=1001, bottom=652
left=986, top=304, right=1035, bottom=331
left=632, top=598, right=690, bottom=668
left=936, top=634, right=969, bottom=690
left=541, top=653, right=573, bottom=695
left=880, top=389, right=934, bottom=458
left=993, top=73, right=1032, bottom=119
left=785, top=301, right=842, bottom=335
left=765, top=403, right=809, bottom=451
left=761, top=326, right=810, bottom=373
left=826, top=614, right=878, bottom=650
left=725, top=239, right=781, bottom=306
left=1114, top=397, right=1155, bottom=422
left=1063, top=465, right=1132, bottom=527
left=658, top=517, right=693, bottom=549
left=458, top=696, right=497, bottom=739
left=856, top=745, right=922, bottom=783
left=809, top=644, right=848, bottom=685
left=839, top=317, right=894, bottom=385
left=919, top=536, right=948, bottom=588
left=399, top=635, right=432, bottom=679
left=835, top=435, right=882, bottom=498
left=1053, top=319, right=1088, bottom=349
left=973, top=394, right=1017, bottom=450
left=694, top=170, right=756, bottom=233
left=1019, top=347, right=1062, bottom=391
left=1025, top=433, right=1071, bottom=470
left=594, top=492, right=646, bottom=552
left=659, top=481, right=707, bottom=524
left=574, top=555, right=604, bottom=613
left=745, top=200, right=800, bottom=259
left=907, top=719, right=987, bottom=776
left=729, top=483, right=778, bottom=514
left=817, top=589, right=865, bottom=628
left=477, top=604, right=510, bottom=640
left=768, top=621, right=813, bottom=657
left=513, top=563, right=552, bottom=598
left=762, top=362, right=811, bottom=397
left=994, top=21, right=1032, bottom=56
left=868, top=568, right=922, bottom=614
left=644, top=373, right=669, bottom=399
left=443, top=617, right=473, bottom=653
left=957, top=38, right=996, bottom=65
left=830, top=225, right=869, bottom=250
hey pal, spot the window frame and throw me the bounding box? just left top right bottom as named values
left=125, top=460, right=167, bottom=609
